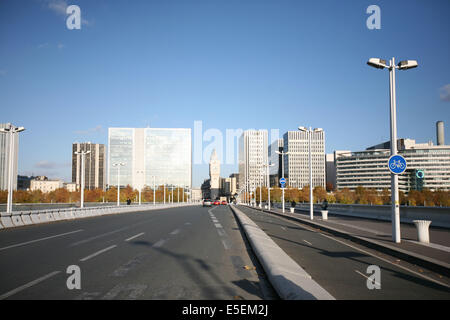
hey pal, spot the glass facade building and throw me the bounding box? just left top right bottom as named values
left=108, top=128, right=191, bottom=189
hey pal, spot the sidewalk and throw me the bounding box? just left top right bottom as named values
left=244, top=204, right=450, bottom=277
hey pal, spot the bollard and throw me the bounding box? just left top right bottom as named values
left=413, top=220, right=432, bottom=244
left=290, top=207, right=295, bottom=213
left=321, top=210, right=328, bottom=220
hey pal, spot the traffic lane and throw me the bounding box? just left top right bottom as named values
left=0, top=207, right=196, bottom=298
left=2, top=205, right=273, bottom=300
left=239, top=206, right=450, bottom=299
left=0, top=206, right=174, bottom=249
left=291, top=208, right=450, bottom=246
left=208, top=205, right=278, bottom=300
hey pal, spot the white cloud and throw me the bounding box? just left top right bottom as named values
left=440, top=84, right=450, bottom=102
left=35, top=161, right=71, bottom=170
left=47, top=0, right=68, bottom=17
left=37, top=43, right=49, bottom=49
left=74, top=125, right=103, bottom=135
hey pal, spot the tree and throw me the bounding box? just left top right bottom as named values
left=335, top=188, right=355, bottom=204
left=380, top=189, right=391, bottom=205
left=313, top=186, right=327, bottom=203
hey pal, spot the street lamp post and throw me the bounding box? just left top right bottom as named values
left=112, top=162, right=125, bottom=206
left=275, top=150, right=289, bottom=213
left=0, top=124, right=25, bottom=214
left=136, top=170, right=144, bottom=205
left=74, top=149, right=91, bottom=208
left=367, top=57, right=418, bottom=243
left=152, top=176, right=156, bottom=205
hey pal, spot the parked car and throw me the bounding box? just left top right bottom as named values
left=213, top=200, right=221, bottom=205
left=221, top=201, right=227, bottom=205
left=203, top=199, right=212, bottom=207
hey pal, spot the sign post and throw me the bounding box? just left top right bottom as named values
left=387, top=154, right=407, bottom=243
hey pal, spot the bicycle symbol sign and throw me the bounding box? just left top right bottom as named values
left=388, top=155, right=407, bottom=174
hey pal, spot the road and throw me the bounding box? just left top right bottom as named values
left=0, top=205, right=277, bottom=300
left=238, top=205, right=450, bottom=299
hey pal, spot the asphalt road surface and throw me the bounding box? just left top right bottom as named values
left=0, top=205, right=277, bottom=300
left=238, top=205, right=450, bottom=300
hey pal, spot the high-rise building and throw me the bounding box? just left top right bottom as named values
left=239, top=130, right=269, bottom=196
left=283, top=129, right=326, bottom=189
left=72, top=142, right=106, bottom=190
left=108, top=128, right=192, bottom=190
left=0, top=123, right=19, bottom=190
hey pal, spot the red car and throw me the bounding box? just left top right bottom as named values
left=221, top=201, right=227, bottom=205
left=213, top=200, right=221, bottom=205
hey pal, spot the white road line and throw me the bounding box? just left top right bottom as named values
left=303, top=240, right=313, bottom=246
left=0, top=271, right=61, bottom=300
left=217, top=229, right=226, bottom=237
left=0, top=230, right=84, bottom=252
left=70, top=226, right=131, bottom=246
left=214, top=223, right=223, bottom=228
left=80, top=245, right=117, bottom=262
left=281, top=226, right=287, bottom=231
left=153, top=239, right=166, bottom=248
left=355, top=270, right=381, bottom=288
left=221, top=239, right=231, bottom=250
left=125, top=232, right=145, bottom=242
left=170, top=229, right=180, bottom=235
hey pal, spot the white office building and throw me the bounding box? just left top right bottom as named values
left=0, top=123, right=19, bottom=190
left=239, top=130, right=269, bottom=196
left=283, top=129, right=326, bottom=189
left=108, top=127, right=192, bottom=190
left=30, top=176, right=64, bottom=193
left=336, top=122, right=450, bottom=192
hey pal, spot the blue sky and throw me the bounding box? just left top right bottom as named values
left=1, top=0, right=449, bottom=188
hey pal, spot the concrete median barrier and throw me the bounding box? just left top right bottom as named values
left=0, top=213, right=14, bottom=228
left=21, top=212, right=33, bottom=225
left=30, top=212, right=41, bottom=224
left=230, top=205, right=335, bottom=300
left=11, top=212, right=24, bottom=227
left=0, top=203, right=198, bottom=230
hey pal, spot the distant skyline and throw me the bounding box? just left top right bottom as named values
left=1, top=0, right=449, bottom=187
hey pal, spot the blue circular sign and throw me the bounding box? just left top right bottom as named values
left=388, top=155, right=407, bottom=174
left=279, top=177, right=286, bottom=184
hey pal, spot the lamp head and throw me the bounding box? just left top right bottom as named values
left=367, top=58, right=388, bottom=69
left=397, top=60, right=418, bottom=70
